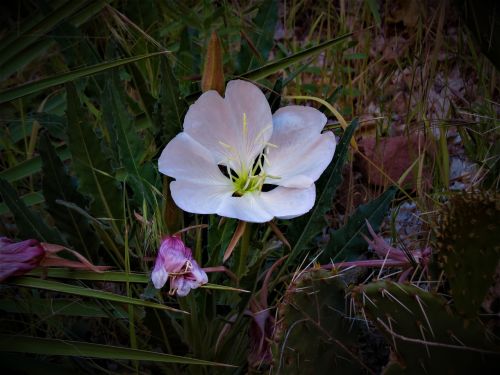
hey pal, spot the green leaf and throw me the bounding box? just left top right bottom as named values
left=66, top=83, right=123, bottom=225
left=0, top=334, right=234, bottom=367
left=268, top=77, right=283, bottom=113
left=285, top=119, right=359, bottom=266
left=0, top=298, right=137, bottom=319
left=0, top=1, right=87, bottom=72
left=26, top=269, right=249, bottom=293
left=241, top=32, right=352, bottom=81
left=238, top=0, right=278, bottom=72
left=0, top=191, right=44, bottom=215
left=364, top=0, right=381, bottom=27
left=0, top=178, right=62, bottom=243
left=0, top=1, right=108, bottom=81
left=9, top=277, right=186, bottom=313
left=320, top=186, right=397, bottom=262
left=0, top=147, right=70, bottom=183
left=176, top=27, right=201, bottom=95
left=39, top=132, right=100, bottom=256
left=0, top=51, right=168, bottom=103
left=155, top=56, right=187, bottom=144
left=102, top=74, right=154, bottom=206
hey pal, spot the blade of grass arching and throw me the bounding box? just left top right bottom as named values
left=0, top=334, right=234, bottom=367
left=0, top=179, right=63, bottom=244
left=184, top=33, right=352, bottom=102
left=26, top=269, right=249, bottom=292
left=0, top=0, right=98, bottom=52
left=241, top=32, right=352, bottom=81
left=0, top=1, right=86, bottom=67
left=0, top=147, right=70, bottom=183
left=0, top=39, right=55, bottom=82
left=39, top=133, right=100, bottom=257
left=0, top=191, right=43, bottom=215
left=0, top=298, right=135, bottom=319
left=283, top=119, right=359, bottom=269
left=0, top=52, right=168, bottom=104
left=321, top=187, right=397, bottom=263
left=0, top=1, right=109, bottom=80
left=27, top=269, right=149, bottom=283
left=238, top=0, right=278, bottom=72
left=9, top=277, right=187, bottom=314
left=66, top=83, right=123, bottom=234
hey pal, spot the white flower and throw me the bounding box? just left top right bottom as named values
left=158, top=80, right=336, bottom=223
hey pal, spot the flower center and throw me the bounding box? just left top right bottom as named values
left=218, top=112, right=280, bottom=196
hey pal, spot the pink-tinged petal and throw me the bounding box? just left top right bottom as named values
left=224, top=80, right=273, bottom=168
left=152, top=265, right=169, bottom=289
left=171, top=277, right=192, bottom=297
left=170, top=180, right=234, bottom=215
left=158, top=132, right=230, bottom=185
left=190, top=260, right=208, bottom=285
left=183, top=90, right=243, bottom=167
left=0, top=262, right=37, bottom=282
left=158, top=236, right=192, bottom=272
left=0, top=246, right=44, bottom=264
left=258, top=184, right=316, bottom=219
left=272, top=105, right=327, bottom=137
left=265, top=107, right=335, bottom=188
left=217, top=192, right=274, bottom=223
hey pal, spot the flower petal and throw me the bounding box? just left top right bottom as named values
left=183, top=90, right=243, bottom=167
left=217, top=192, right=274, bottom=223
left=158, top=132, right=230, bottom=185
left=152, top=266, right=168, bottom=289
left=170, top=180, right=233, bottom=215
left=265, top=106, right=335, bottom=188
left=224, top=80, right=273, bottom=169
left=191, top=260, right=208, bottom=285
left=258, top=184, right=316, bottom=219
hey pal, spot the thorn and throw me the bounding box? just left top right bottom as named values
left=418, top=323, right=431, bottom=358
left=383, top=289, right=413, bottom=314
left=363, top=291, right=378, bottom=308
left=415, top=295, right=434, bottom=338
left=387, top=316, right=398, bottom=352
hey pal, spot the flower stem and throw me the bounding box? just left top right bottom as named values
left=237, top=222, right=252, bottom=279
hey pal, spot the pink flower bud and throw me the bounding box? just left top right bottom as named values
left=151, top=236, right=208, bottom=296
left=0, top=237, right=45, bottom=282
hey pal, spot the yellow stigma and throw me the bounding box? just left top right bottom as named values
left=242, top=112, right=248, bottom=138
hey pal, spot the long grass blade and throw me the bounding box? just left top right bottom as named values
left=0, top=334, right=234, bottom=366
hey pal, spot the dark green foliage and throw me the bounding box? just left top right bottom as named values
left=320, top=187, right=396, bottom=263
left=238, top=0, right=278, bottom=73
left=65, top=83, right=124, bottom=223
left=285, top=119, right=359, bottom=262
left=39, top=132, right=100, bottom=255
left=353, top=280, right=500, bottom=374
left=176, top=26, right=201, bottom=95
left=435, top=192, right=500, bottom=317
left=102, top=73, right=155, bottom=207
left=155, top=56, right=188, bottom=144
left=272, top=270, right=366, bottom=374
left=268, top=77, right=283, bottom=113
left=0, top=178, right=62, bottom=243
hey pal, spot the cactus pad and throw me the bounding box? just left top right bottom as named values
left=435, top=192, right=500, bottom=316
left=271, top=270, right=366, bottom=374
left=353, top=280, right=500, bottom=374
